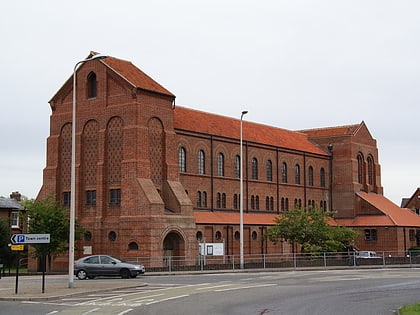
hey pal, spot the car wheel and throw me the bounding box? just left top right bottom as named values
left=130, top=274, right=137, bottom=278
left=120, top=268, right=130, bottom=279
left=77, top=270, right=88, bottom=280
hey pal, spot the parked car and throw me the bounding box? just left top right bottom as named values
left=356, top=251, right=381, bottom=259
left=74, top=255, right=145, bottom=280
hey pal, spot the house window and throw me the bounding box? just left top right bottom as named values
left=364, top=229, right=377, bottom=241
left=217, top=153, right=224, bottom=176
left=109, top=189, right=121, bottom=205
left=282, top=162, right=288, bottom=183
left=87, top=72, right=97, bottom=98
left=266, top=160, right=273, bottom=181
left=308, top=166, right=314, bottom=186
left=198, top=150, right=205, bottom=174
left=85, top=190, right=96, bottom=206
left=295, top=164, right=300, bottom=184
left=251, top=157, right=258, bottom=180
left=234, top=155, right=240, bottom=178
left=179, top=147, right=186, bottom=173
left=11, top=211, right=19, bottom=228
left=63, top=191, right=71, bottom=207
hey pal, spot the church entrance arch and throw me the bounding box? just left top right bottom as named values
left=163, top=231, right=185, bottom=267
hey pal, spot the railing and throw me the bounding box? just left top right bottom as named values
left=122, top=251, right=420, bottom=273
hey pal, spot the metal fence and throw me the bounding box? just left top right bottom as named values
left=122, top=251, right=420, bottom=273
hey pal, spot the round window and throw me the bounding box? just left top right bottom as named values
left=108, top=231, right=117, bottom=241
left=196, top=231, right=203, bottom=241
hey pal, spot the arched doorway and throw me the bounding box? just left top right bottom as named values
left=163, top=231, right=185, bottom=267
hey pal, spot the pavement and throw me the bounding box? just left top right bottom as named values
left=0, top=274, right=147, bottom=301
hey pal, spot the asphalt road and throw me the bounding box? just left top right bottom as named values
left=1, top=268, right=420, bottom=314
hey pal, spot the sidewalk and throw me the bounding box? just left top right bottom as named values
left=0, top=275, right=146, bottom=301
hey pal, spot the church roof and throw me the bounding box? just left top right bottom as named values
left=174, top=106, right=328, bottom=156
left=299, top=122, right=366, bottom=138
left=335, top=192, right=420, bottom=227
left=100, top=55, right=175, bottom=97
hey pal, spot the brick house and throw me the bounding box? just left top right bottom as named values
left=35, top=52, right=420, bottom=270
left=0, top=192, right=25, bottom=234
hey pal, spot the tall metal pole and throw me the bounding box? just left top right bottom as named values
left=240, top=110, right=248, bottom=269
left=69, top=54, right=106, bottom=288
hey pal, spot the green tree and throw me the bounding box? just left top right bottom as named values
left=265, top=208, right=358, bottom=253
left=22, top=196, right=83, bottom=271
left=0, top=217, right=12, bottom=266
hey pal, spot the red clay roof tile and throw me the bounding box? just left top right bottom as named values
left=174, top=107, right=328, bottom=155
left=101, top=56, right=174, bottom=97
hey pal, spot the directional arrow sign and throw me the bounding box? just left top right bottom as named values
left=10, top=234, right=50, bottom=244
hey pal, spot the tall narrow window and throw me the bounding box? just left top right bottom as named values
left=270, top=197, right=274, bottom=211
left=266, top=196, right=270, bottom=210
left=357, top=154, right=364, bottom=184
left=222, top=193, right=226, bottom=208
left=216, top=192, right=221, bottom=208
left=295, top=164, right=300, bottom=185
left=320, top=168, right=326, bottom=187
left=256, top=195, right=260, bottom=210
left=251, top=195, right=255, bottom=209
left=217, top=153, right=224, bottom=176
left=234, top=155, right=240, bottom=178
left=281, top=197, right=285, bottom=211
left=233, top=194, right=238, bottom=209
left=202, top=191, right=207, bottom=208
left=11, top=212, right=19, bottom=228
left=282, top=162, right=288, bottom=183
left=367, top=155, right=374, bottom=185
left=87, top=72, right=97, bottom=98
left=196, top=191, right=202, bottom=207
left=198, top=150, right=205, bottom=175
left=266, top=160, right=272, bottom=181
left=252, top=157, right=258, bottom=180
left=308, top=166, right=314, bottom=186
left=179, top=147, right=186, bottom=173
left=85, top=190, right=96, bottom=206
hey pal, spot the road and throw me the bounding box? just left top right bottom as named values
left=1, top=268, right=420, bottom=314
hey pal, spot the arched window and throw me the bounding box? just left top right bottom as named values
left=196, top=191, right=202, bottom=207
left=251, top=195, right=255, bottom=209
left=233, top=193, right=238, bottom=209
left=216, top=192, right=221, bottom=208
left=266, top=196, right=270, bottom=210
left=270, top=197, right=274, bottom=211
left=266, top=160, right=273, bottom=181
left=320, top=168, right=326, bottom=187
left=295, top=164, right=300, bottom=185
left=222, top=193, right=226, bottom=208
left=198, top=150, right=205, bottom=174
left=217, top=153, right=224, bottom=176
left=367, top=155, right=374, bottom=185
left=357, top=154, right=364, bottom=184
left=234, top=155, right=240, bottom=178
left=281, top=197, right=285, bottom=211
left=282, top=162, right=288, bottom=183
left=202, top=191, right=207, bottom=208
left=252, top=157, right=258, bottom=180
left=87, top=72, right=97, bottom=98
left=285, top=198, right=289, bottom=211
left=255, top=195, right=260, bottom=210
left=128, top=242, right=139, bottom=250
left=179, top=147, right=186, bottom=173
left=308, top=166, right=314, bottom=186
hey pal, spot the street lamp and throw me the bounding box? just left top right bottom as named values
left=69, top=54, right=106, bottom=288
left=240, top=110, right=248, bottom=269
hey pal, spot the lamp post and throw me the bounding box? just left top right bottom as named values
left=240, top=110, right=248, bottom=269
left=69, top=54, right=106, bottom=288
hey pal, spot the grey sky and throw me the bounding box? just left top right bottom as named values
left=0, top=1, right=418, bottom=205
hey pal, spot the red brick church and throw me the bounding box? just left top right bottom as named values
left=36, top=52, right=420, bottom=270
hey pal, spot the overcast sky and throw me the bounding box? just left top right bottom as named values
left=0, top=1, right=418, bottom=205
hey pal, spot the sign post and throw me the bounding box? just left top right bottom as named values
left=10, top=234, right=50, bottom=294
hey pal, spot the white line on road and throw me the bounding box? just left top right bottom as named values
left=146, top=294, right=189, bottom=305
left=215, top=283, right=277, bottom=292
left=117, top=309, right=133, bottom=315
left=81, top=308, right=100, bottom=315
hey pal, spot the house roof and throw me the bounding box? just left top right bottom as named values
left=174, top=106, right=328, bottom=156
left=335, top=192, right=420, bottom=227
left=0, top=198, right=24, bottom=210
left=194, top=211, right=280, bottom=225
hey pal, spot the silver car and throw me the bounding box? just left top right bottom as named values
left=74, top=255, right=145, bottom=280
